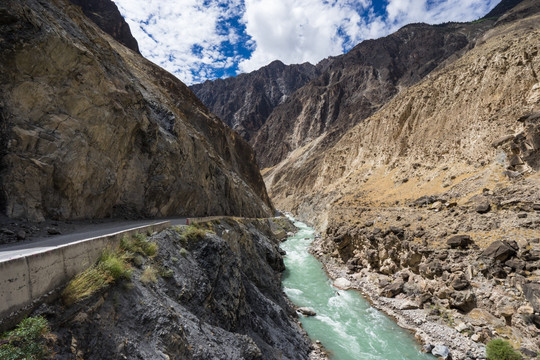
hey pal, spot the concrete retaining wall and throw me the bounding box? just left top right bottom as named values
left=187, top=216, right=261, bottom=224
left=0, top=221, right=170, bottom=329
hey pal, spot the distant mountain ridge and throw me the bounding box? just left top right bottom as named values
left=192, top=4, right=513, bottom=168
left=191, top=60, right=322, bottom=141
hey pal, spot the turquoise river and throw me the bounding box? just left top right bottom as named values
left=281, top=218, right=436, bottom=360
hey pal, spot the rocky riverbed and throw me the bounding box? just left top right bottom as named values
left=310, top=177, right=540, bottom=359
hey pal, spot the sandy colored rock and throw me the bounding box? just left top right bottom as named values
left=0, top=0, right=273, bottom=221
left=333, top=277, right=352, bottom=289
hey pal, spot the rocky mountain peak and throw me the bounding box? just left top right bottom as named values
left=69, top=0, right=140, bottom=54
left=190, top=59, right=320, bottom=141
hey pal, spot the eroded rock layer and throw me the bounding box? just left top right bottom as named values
left=46, top=218, right=311, bottom=359
left=0, top=0, right=273, bottom=221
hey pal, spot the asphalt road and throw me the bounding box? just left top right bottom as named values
left=0, top=218, right=187, bottom=263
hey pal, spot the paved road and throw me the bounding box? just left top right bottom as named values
left=0, top=218, right=187, bottom=263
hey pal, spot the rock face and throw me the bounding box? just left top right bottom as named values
left=47, top=218, right=312, bottom=359
left=252, top=21, right=490, bottom=168
left=0, top=0, right=273, bottom=221
left=69, top=0, right=140, bottom=54
left=264, top=0, right=540, bottom=229
left=191, top=60, right=320, bottom=141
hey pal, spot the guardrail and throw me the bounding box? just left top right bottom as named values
left=0, top=221, right=170, bottom=331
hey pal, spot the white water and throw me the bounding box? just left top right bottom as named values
left=281, top=218, right=435, bottom=360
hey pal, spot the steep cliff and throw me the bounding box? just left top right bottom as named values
left=0, top=0, right=273, bottom=222
left=191, top=60, right=320, bottom=141
left=43, top=219, right=312, bottom=359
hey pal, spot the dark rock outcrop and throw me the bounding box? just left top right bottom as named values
left=48, top=218, right=311, bottom=359
left=191, top=60, right=320, bottom=141
left=447, top=235, right=474, bottom=249
left=69, top=0, right=140, bottom=54
left=0, top=0, right=273, bottom=221
left=480, top=240, right=518, bottom=262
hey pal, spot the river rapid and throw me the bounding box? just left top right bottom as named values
left=281, top=217, right=436, bottom=360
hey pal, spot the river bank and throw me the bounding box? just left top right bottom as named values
left=282, top=218, right=436, bottom=360
left=311, top=194, right=540, bottom=359
left=310, top=234, right=486, bottom=360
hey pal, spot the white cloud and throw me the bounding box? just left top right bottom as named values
left=239, top=0, right=499, bottom=73
left=112, top=0, right=500, bottom=84
left=384, top=0, right=500, bottom=25
left=113, top=0, right=244, bottom=85
left=238, top=0, right=367, bottom=72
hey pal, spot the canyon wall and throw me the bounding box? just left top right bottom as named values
left=0, top=0, right=273, bottom=222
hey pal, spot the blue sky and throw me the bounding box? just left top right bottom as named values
left=113, top=0, right=499, bottom=85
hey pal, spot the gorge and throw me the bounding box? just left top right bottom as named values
left=0, top=0, right=539, bottom=359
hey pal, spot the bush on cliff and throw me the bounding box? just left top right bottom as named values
left=486, top=339, right=522, bottom=360
left=0, top=316, right=50, bottom=360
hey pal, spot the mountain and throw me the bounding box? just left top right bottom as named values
left=263, top=0, right=540, bottom=355
left=265, top=0, right=538, bottom=229
left=191, top=60, right=321, bottom=141
left=0, top=0, right=273, bottom=221
left=252, top=20, right=499, bottom=168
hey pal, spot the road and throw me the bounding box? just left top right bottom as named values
left=0, top=218, right=187, bottom=263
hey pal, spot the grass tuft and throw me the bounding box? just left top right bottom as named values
left=62, top=250, right=131, bottom=306
left=120, top=233, right=158, bottom=257
left=140, top=266, right=158, bottom=284
left=177, top=224, right=211, bottom=245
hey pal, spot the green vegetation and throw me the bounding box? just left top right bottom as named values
left=176, top=224, right=212, bottom=245
left=486, top=339, right=522, bottom=360
left=62, top=250, right=132, bottom=305
left=63, top=233, right=159, bottom=305
left=158, top=266, right=174, bottom=278
left=0, top=316, right=50, bottom=360
left=140, top=266, right=158, bottom=284
left=121, top=233, right=158, bottom=257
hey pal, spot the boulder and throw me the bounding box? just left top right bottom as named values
left=297, top=307, right=316, bottom=317
left=480, top=240, right=518, bottom=262
left=475, top=199, right=491, bottom=214
left=334, top=277, right=352, bottom=290
left=505, top=258, right=526, bottom=271
left=419, top=260, right=443, bottom=279
left=381, top=280, right=404, bottom=298
left=466, top=308, right=505, bottom=328
left=449, top=290, right=476, bottom=312
left=447, top=235, right=473, bottom=249
left=431, top=345, right=451, bottom=359
left=450, top=273, right=470, bottom=291
left=523, top=283, right=540, bottom=313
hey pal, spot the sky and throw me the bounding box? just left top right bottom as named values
left=113, top=0, right=500, bottom=85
